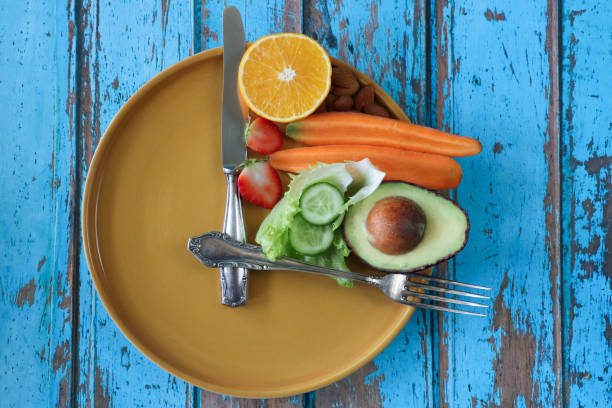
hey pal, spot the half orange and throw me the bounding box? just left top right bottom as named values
left=238, top=33, right=332, bottom=123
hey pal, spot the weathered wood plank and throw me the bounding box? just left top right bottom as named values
left=433, top=1, right=563, bottom=406
left=304, top=0, right=429, bottom=122
left=74, top=1, right=195, bottom=407
left=198, top=0, right=302, bottom=50
left=303, top=1, right=433, bottom=406
left=195, top=0, right=306, bottom=405
left=3, top=1, right=609, bottom=407
left=561, top=1, right=612, bottom=407
left=198, top=396, right=306, bottom=408
left=429, top=2, right=453, bottom=407
left=0, top=1, right=77, bottom=406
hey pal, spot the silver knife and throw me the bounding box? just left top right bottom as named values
left=219, top=6, right=248, bottom=307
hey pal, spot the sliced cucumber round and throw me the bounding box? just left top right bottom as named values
left=289, top=214, right=334, bottom=255
left=299, top=182, right=345, bottom=225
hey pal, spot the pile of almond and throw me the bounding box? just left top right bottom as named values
left=317, top=66, right=391, bottom=117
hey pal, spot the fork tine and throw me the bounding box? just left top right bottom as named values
left=403, top=290, right=489, bottom=308
left=399, top=299, right=488, bottom=317
left=407, top=273, right=491, bottom=291
left=404, top=281, right=491, bottom=299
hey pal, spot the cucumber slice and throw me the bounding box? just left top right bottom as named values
left=289, top=214, right=334, bottom=255
left=299, top=182, right=345, bottom=225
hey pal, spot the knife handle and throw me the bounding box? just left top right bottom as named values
left=220, top=169, right=248, bottom=306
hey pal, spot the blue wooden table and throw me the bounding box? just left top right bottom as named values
left=1, top=1, right=610, bottom=406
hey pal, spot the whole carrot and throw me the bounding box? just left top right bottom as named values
left=270, top=145, right=463, bottom=190
left=286, top=112, right=482, bottom=157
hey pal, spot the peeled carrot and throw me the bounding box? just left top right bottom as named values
left=270, top=145, right=462, bottom=190
left=286, top=112, right=482, bottom=157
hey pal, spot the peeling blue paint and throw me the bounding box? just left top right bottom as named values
left=1, top=0, right=610, bottom=407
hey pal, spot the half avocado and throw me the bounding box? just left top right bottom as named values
left=343, top=182, right=469, bottom=272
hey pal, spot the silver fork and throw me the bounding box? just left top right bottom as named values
left=188, top=232, right=490, bottom=316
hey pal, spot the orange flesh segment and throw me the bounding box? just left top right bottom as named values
left=239, top=33, right=332, bottom=123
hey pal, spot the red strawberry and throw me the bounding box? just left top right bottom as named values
left=244, top=117, right=282, bottom=154
left=237, top=160, right=282, bottom=209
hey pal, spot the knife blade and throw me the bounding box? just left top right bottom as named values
left=219, top=6, right=248, bottom=307
left=222, top=6, right=247, bottom=171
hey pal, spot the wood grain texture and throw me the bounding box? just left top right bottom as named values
left=73, top=1, right=195, bottom=407
left=433, top=0, right=563, bottom=406
left=561, top=1, right=612, bottom=407
left=304, top=0, right=428, bottom=122
left=303, top=1, right=434, bottom=406
left=1, top=0, right=611, bottom=406
left=199, top=395, right=306, bottom=408
left=0, top=1, right=77, bottom=406
left=198, top=0, right=302, bottom=51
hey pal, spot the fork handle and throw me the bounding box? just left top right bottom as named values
left=188, top=232, right=380, bottom=286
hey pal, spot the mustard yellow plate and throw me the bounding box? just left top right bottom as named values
left=82, top=47, right=415, bottom=398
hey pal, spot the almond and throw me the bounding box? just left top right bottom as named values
left=333, top=84, right=360, bottom=96
left=331, top=67, right=359, bottom=96
left=354, top=85, right=375, bottom=111
left=334, top=95, right=354, bottom=111
left=315, top=101, right=327, bottom=113
left=326, top=93, right=337, bottom=110
left=364, top=103, right=390, bottom=118
left=332, top=67, right=358, bottom=87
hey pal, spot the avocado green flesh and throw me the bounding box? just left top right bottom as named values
left=344, top=182, right=468, bottom=272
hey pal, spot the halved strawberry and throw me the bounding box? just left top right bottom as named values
left=237, top=159, right=282, bottom=209
left=244, top=117, right=282, bottom=154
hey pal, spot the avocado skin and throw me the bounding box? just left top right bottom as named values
left=343, top=181, right=470, bottom=273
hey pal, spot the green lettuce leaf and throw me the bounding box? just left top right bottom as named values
left=254, top=162, right=351, bottom=260
left=255, top=159, right=384, bottom=286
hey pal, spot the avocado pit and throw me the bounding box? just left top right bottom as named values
left=366, top=196, right=426, bottom=255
